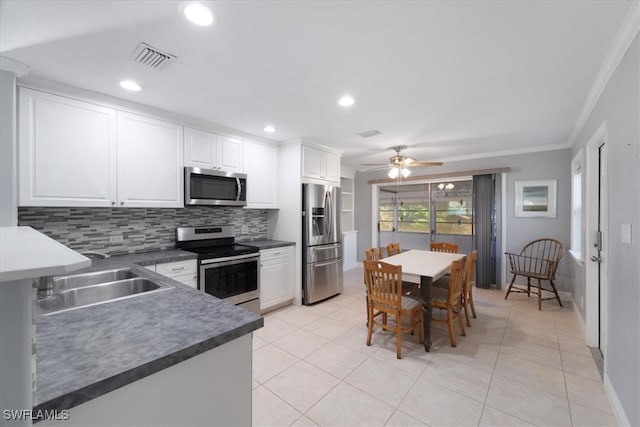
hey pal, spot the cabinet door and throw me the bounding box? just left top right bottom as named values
left=324, top=152, right=341, bottom=184
left=184, top=127, right=217, bottom=169
left=218, top=135, right=243, bottom=173
left=302, top=146, right=324, bottom=179
left=260, top=247, right=294, bottom=312
left=19, top=88, right=117, bottom=207
left=117, top=111, right=183, bottom=208
left=244, top=141, right=278, bottom=208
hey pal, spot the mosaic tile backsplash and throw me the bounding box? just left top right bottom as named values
left=18, top=207, right=269, bottom=255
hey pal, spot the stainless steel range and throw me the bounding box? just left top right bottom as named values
left=176, top=226, right=260, bottom=314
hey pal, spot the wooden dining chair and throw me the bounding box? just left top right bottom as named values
left=431, top=258, right=466, bottom=347
left=504, top=238, right=564, bottom=310
left=363, top=260, right=424, bottom=359
left=430, top=241, right=459, bottom=253
left=386, top=242, right=401, bottom=257
left=363, top=247, right=385, bottom=325
left=461, top=250, right=478, bottom=326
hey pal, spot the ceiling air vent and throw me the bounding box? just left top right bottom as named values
left=357, top=130, right=382, bottom=138
left=131, top=42, right=177, bottom=70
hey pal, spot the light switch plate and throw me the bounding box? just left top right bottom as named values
left=241, top=225, right=249, bottom=234
left=621, top=224, right=632, bottom=244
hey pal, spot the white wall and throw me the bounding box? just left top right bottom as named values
left=0, top=69, right=17, bottom=226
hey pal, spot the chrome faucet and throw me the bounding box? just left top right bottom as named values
left=81, top=251, right=110, bottom=259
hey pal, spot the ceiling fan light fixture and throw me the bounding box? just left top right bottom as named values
left=401, top=167, right=411, bottom=178
left=388, top=167, right=399, bottom=179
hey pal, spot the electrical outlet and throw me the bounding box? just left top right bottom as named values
left=109, top=234, right=124, bottom=244
left=241, top=225, right=249, bottom=234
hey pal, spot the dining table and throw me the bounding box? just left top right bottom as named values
left=382, top=249, right=465, bottom=351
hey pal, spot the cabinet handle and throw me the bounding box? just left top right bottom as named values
left=172, top=266, right=185, bottom=272
left=111, top=201, right=115, bottom=206
left=120, top=201, right=124, bottom=206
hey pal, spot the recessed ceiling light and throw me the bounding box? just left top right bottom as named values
left=338, top=95, right=355, bottom=107
left=120, top=80, right=142, bottom=92
left=183, top=2, right=214, bottom=26
left=263, top=125, right=276, bottom=133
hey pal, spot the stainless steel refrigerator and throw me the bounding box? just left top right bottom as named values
left=302, top=183, right=343, bottom=304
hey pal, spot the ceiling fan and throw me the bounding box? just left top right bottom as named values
left=362, top=145, right=443, bottom=178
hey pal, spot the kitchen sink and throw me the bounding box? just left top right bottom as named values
left=53, top=268, right=138, bottom=290
left=38, top=272, right=172, bottom=315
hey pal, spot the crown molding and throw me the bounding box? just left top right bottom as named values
left=568, top=1, right=640, bottom=147
left=0, top=56, right=29, bottom=77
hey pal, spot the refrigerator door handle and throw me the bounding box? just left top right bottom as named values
left=313, top=259, right=342, bottom=268
left=311, top=243, right=342, bottom=251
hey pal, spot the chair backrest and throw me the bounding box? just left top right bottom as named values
left=386, top=242, right=401, bottom=257
left=447, top=258, right=466, bottom=305
left=365, top=247, right=383, bottom=261
left=363, top=260, right=403, bottom=311
left=430, top=241, right=459, bottom=253
left=463, top=250, right=478, bottom=294
left=519, top=238, right=564, bottom=279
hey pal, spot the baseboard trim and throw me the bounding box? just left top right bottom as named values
left=604, top=373, right=632, bottom=427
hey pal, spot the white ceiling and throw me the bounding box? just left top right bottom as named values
left=0, top=0, right=633, bottom=169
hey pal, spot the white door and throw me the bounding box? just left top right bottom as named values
left=117, top=111, right=184, bottom=208
left=19, top=88, right=117, bottom=207
left=244, top=141, right=278, bottom=208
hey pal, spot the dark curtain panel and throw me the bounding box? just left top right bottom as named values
left=473, top=174, right=496, bottom=288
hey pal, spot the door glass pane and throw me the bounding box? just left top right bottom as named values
left=397, top=202, right=429, bottom=233
left=379, top=202, right=394, bottom=231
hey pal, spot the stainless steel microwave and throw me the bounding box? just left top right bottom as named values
left=184, top=167, right=247, bottom=206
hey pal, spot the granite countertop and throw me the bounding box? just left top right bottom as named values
left=240, top=239, right=295, bottom=250
left=34, top=249, right=263, bottom=412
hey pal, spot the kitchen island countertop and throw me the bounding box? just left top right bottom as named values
left=34, top=249, right=263, bottom=413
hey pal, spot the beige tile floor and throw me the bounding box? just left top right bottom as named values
left=252, top=267, right=615, bottom=426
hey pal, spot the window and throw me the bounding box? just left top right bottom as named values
left=570, top=151, right=584, bottom=261
left=378, top=200, right=394, bottom=232
left=433, top=181, right=473, bottom=236
left=397, top=202, right=430, bottom=233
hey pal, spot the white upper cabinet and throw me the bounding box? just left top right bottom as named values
left=301, top=145, right=341, bottom=185
left=244, top=140, right=278, bottom=209
left=19, top=87, right=184, bottom=208
left=184, top=127, right=217, bottom=169
left=116, top=111, right=183, bottom=208
left=184, top=127, right=244, bottom=173
left=19, top=88, right=117, bottom=207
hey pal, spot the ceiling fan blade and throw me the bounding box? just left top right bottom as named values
left=359, top=165, right=391, bottom=171
left=408, top=161, right=443, bottom=167
left=360, top=163, right=389, bottom=167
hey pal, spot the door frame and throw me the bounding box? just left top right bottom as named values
left=585, top=121, right=609, bottom=354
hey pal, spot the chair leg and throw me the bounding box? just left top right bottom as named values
left=447, top=309, right=457, bottom=347
left=537, top=279, right=542, bottom=311
left=469, top=287, right=477, bottom=318
left=396, top=314, right=402, bottom=359
left=364, top=295, right=369, bottom=327
left=366, top=308, right=374, bottom=346
left=463, top=295, right=471, bottom=327
left=505, top=274, right=517, bottom=300
left=527, top=277, right=531, bottom=297
left=549, top=279, right=563, bottom=307
left=457, top=305, right=466, bottom=337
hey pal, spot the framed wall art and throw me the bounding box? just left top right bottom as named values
left=515, top=179, right=557, bottom=218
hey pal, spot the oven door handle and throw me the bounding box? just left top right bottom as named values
left=236, top=178, right=242, bottom=202
left=200, top=253, right=260, bottom=265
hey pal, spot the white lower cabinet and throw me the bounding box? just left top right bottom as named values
left=259, top=246, right=294, bottom=313
left=153, top=260, right=197, bottom=289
